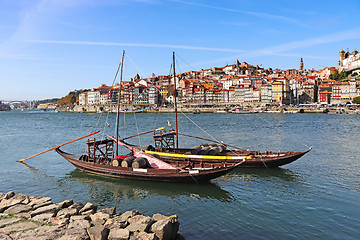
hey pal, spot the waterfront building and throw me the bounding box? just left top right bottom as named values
left=271, top=81, right=284, bottom=104
left=87, top=89, right=100, bottom=105
left=260, top=84, right=272, bottom=103
left=79, top=91, right=88, bottom=105
left=148, top=86, right=159, bottom=105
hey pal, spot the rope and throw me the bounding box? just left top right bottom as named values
left=179, top=110, right=244, bottom=158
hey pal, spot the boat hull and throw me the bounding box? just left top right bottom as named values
left=56, top=148, right=238, bottom=183
left=143, top=149, right=311, bottom=168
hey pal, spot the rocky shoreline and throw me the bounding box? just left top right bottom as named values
left=0, top=191, right=183, bottom=240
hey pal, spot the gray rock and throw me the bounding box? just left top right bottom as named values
left=87, top=224, right=109, bottom=240
left=68, top=202, right=84, bottom=210
left=0, top=234, right=11, bottom=240
left=128, top=215, right=153, bottom=225
left=150, top=219, right=180, bottom=240
left=3, top=191, right=15, bottom=199
left=104, top=217, right=128, bottom=229
left=0, top=221, right=38, bottom=234
left=130, top=231, right=158, bottom=240
left=48, top=216, right=70, bottom=226
left=57, top=207, right=78, bottom=218
left=32, top=213, right=54, bottom=222
left=81, top=208, right=97, bottom=216
left=4, top=203, right=32, bottom=214
left=0, top=217, right=22, bottom=227
left=29, top=196, right=52, bottom=209
left=98, top=206, right=116, bottom=216
left=16, top=212, right=31, bottom=219
left=70, top=215, right=91, bottom=222
left=59, top=227, right=90, bottom=240
left=126, top=215, right=154, bottom=233
left=90, top=212, right=111, bottom=225
left=79, top=202, right=98, bottom=214
left=0, top=193, right=29, bottom=212
left=9, top=225, right=64, bottom=240
left=108, top=228, right=130, bottom=240
left=127, top=222, right=151, bottom=233
left=152, top=213, right=167, bottom=222
left=68, top=219, right=91, bottom=229
left=118, top=210, right=140, bottom=222
left=57, top=199, right=74, bottom=208
left=30, top=203, right=60, bottom=217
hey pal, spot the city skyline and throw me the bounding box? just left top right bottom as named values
left=1, top=0, right=360, bottom=100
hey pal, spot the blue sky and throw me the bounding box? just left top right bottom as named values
left=1, top=0, right=360, bottom=100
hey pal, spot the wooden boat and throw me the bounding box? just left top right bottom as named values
left=120, top=130, right=311, bottom=168
left=55, top=139, right=239, bottom=183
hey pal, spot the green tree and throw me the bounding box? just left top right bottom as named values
left=352, top=96, right=360, bottom=104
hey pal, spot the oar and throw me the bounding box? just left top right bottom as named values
left=17, top=130, right=100, bottom=162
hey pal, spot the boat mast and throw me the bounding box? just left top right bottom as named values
left=116, top=50, right=125, bottom=156
left=173, top=51, right=179, bottom=150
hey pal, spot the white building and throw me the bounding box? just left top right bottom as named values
left=88, top=90, right=100, bottom=105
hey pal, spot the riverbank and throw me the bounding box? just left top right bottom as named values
left=57, top=104, right=352, bottom=114
left=0, top=191, right=183, bottom=240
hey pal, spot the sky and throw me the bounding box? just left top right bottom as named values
left=1, top=0, right=360, bottom=101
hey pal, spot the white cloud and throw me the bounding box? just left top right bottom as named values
left=25, top=39, right=244, bottom=53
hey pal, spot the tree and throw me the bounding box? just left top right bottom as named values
left=57, top=93, right=76, bottom=106
left=352, top=96, right=360, bottom=104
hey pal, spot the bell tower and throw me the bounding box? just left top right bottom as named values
left=300, top=58, right=304, bottom=71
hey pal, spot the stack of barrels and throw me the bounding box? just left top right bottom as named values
left=112, top=155, right=150, bottom=168
left=191, top=143, right=226, bottom=156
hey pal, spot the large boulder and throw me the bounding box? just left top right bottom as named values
left=3, top=191, right=15, bottom=199
left=4, top=203, right=32, bottom=214
left=29, top=196, right=52, bottom=209
left=90, top=212, right=111, bottom=225
left=30, top=203, right=60, bottom=217
left=0, top=193, right=29, bottom=212
left=126, top=215, right=153, bottom=233
left=118, top=210, right=140, bottom=222
left=87, top=224, right=109, bottom=240
left=98, top=207, right=116, bottom=216
left=57, top=199, right=74, bottom=208
left=79, top=202, right=98, bottom=214
left=58, top=228, right=90, bottom=240
left=104, top=216, right=128, bottom=229
left=150, top=219, right=180, bottom=240
left=108, top=228, right=130, bottom=240
left=68, top=219, right=91, bottom=229
left=57, top=207, right=78, bottom=218
left=130, top=231, right=158, bottom=240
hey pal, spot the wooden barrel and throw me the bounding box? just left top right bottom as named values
left=209, top=143, right=217, bottom=148
left=199, top=146, right=210, bottom=155
left=121, top=156, right=134, bottom=168
left=112, top=159, right=120, bottom=166
left=132, top=157, right=149, bottom=168
left=218, top=144, right=226, bottom=153
left=191, top=146, right=202, bottom=155
left=208, top=146, right=220, bottom=156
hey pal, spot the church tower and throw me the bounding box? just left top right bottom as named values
left=339, top=49, right=345, bottom=68
left=300, top=58, right=304, bottom=71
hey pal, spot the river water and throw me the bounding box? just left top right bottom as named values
left=0, top=110, right=359, bottom=239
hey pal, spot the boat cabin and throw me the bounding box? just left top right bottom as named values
left=86, top=138, right=114, bottom=164
left=153, top=130, right=176, bottom=151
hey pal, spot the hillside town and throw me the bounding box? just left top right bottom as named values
left=2, top=49, right=360, bottom=112
left=73, top=49, right=360, bottom=110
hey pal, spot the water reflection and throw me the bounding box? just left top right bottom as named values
left=60, top=169, right=235, bottom=204
left=226, top=167, right=301, bottom=183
